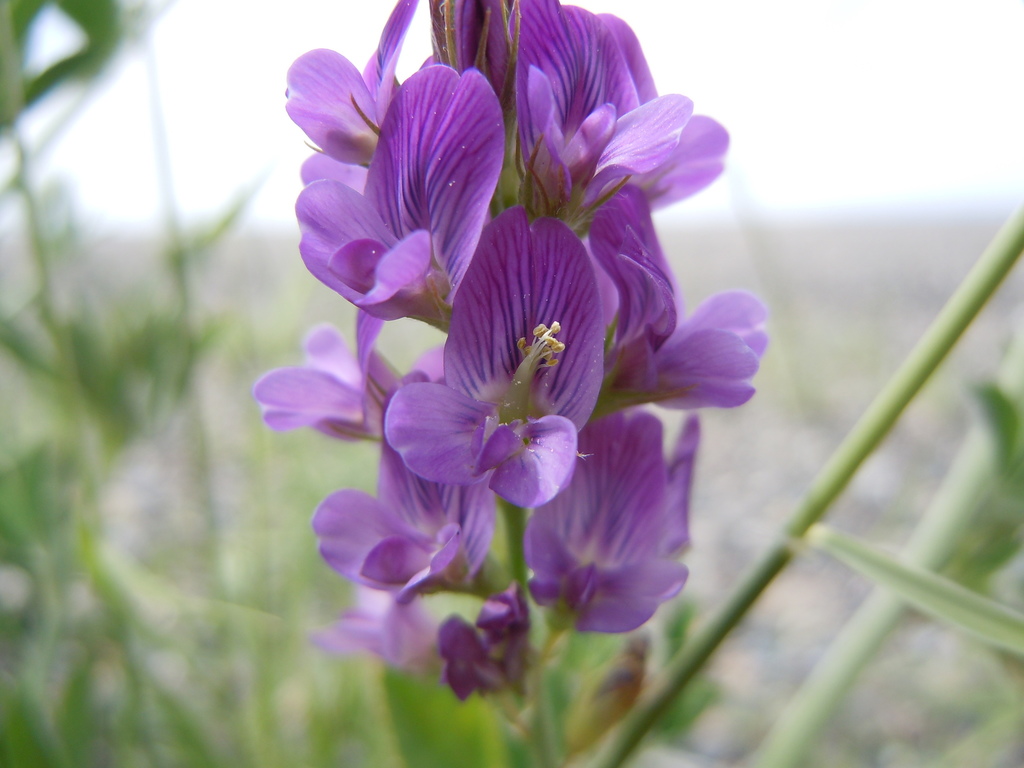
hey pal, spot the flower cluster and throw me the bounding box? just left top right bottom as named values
left=256, top=0, right=766, bottom=703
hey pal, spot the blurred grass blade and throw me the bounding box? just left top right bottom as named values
left=973, top=382, right=1021, bottom=470
left=808, top=524, right=1024, bottom=656
left=0, top=685, right=69, bottom=768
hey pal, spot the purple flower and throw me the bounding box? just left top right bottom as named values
left=438, top=616, right=505, bottom=700
left=429, top=0, right=511, bottom=101
left=297, top=64, right=504, bottom=324
left=312, top=586, right=437, bottom=672
left=286, top=0, right=418, bottom=166
left=312, top=440, right=496, bottom=602
left=516, top=0, right=696, bottom=224
left=385, top=207, right=605, bottom=507
left=438, top=583, right=531, bottom=700
left=589, top=186, right=767, bottom=412
left=524, top=410, right=694, bottom=632
left=252, top=314, right=393, bottom=440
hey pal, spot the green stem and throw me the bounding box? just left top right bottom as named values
left=754, top=324, right=1024, bottom=768
left=500, top=499, right=528, bottom=589
left=593, top=205, right=1024, bottom=768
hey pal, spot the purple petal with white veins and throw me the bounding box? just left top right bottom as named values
left=488, top=415, right=578, bottom=507
left=301, top=153, right=369, bottom=191
left=377, top=441, right=451, bottom=530
left=654, top=328, right=760, bottom=409
left=445, top=208, right=604, bottom=428
left=366, top=66, right=503, bottom=293
left=589, top=215, right=677, bottom=350
left=684, top=290, right=769, bottom=358
left=286, top=50, right=377, bottom=165
left=385, top=382, right=495, bottom=485
left=639, top=115, right=730, bottom=209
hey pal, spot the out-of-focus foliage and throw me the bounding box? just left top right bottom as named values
left=2, top=0, right=131, bottom=125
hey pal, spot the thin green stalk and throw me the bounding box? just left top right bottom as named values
left=500, top=499, right=528, bottom=588
left=593, top=205, right=1024, bottom=768
left=754, top=325, right=1024, bottom=768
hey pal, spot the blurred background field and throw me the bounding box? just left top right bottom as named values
left=2, top=1, right=1023, bottom=767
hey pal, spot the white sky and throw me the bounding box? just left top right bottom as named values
left=18, top=0, right=1024, bottom=231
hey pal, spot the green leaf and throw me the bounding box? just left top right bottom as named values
left=808, top=524, right=1024, bottom=656
left=974, top=383, right=1021, bottom=470
left=383, top=669, right=507, bottom=768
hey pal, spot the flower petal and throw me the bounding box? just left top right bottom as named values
left=296, top=179, right=395, bottom=294
left=445, top=208, right=605, bottom=428
left=286, top=49, right=377, bottom=165
left=684, top=290, right=769, bottom=358
left=366, top=66, right=504, bottom=293
left=638, top=115, right=730, bottom=209
left=301, top=153, right=369, bottom=191
left=576, top=561, right=688, bottom=632
left=589, top=94, right=694, bottom=200
left=385, top=382, right=495, bottom=485
left=654, top=328, right=760, bottom=409
left=252, top=367, right=363, bottom=435
left=487, top=415, right=578, bottom=507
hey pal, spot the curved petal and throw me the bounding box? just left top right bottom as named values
left=589, top=94, right=693, bottom=201
left=300, top=153, right=369, bottom=191
left=598, top=13, right=657, bottom=103
left=366, top=66, right=504, bottom=293
left=654, top=328, right=760, bottom=409
left=296, top=179, right=395, bottom=293
left=328, top=230, right=434, bottom=319
left=364, top=0, right=420, bottom=120
left=313, top=489, right=429, bottom=585
left=487, top=415, right=578, bottom=507
left=638, top=115, right=730, bottom=209
left=385, top=382, right=495, bottom=485
left=286, top=49, right=377, bottom=165
left=362, top=535, right=434, bottom=586
left=576, top=560, right=688, bottom=632
left=684, top=290, right=769, bottom=358
left=303, top=324, right=361, bottom=386
left=252, top=367, right=363, bottom=433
